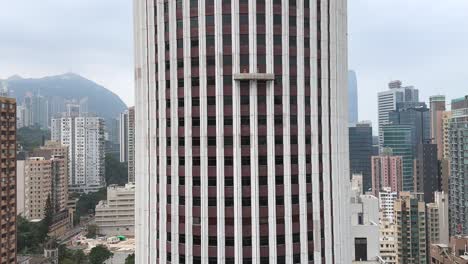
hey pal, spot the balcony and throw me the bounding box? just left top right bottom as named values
left=233, top=73, right=275, bottom=81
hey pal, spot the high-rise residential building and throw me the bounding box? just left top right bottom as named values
left=350, top=176, right=380, bottom=263
left=378, top=187, right=398, bottom=223
left=440, top=111, right=452, bottom=194
left=394, top=192, right=427, bottom=264
left=413, top=143, right=439, bottom=203
left=0, top=97, right=17, bottom=263
left=119, top=107, right=136, bottom=182
left=22, top=93, right=49, bottom=128
left=371, top=148, right=403, bottom=196
left=381, top=124, right=415, bottom=191
left=378, top=80, right=419, bottom=147
left=127, top=107, right=135, bottom=182
left=95, top=183, right=135, bottom=236
left=426, top=192, right=449, bottom=245
left=379, top=220, right=397, bottom=264
left=134, top=0, right=350, bottom=263
left=119, top=110, right=129, bottom=163
left=51, top=111, right=106, bottom=193
left=23, top=155, right=68, bottom=220
left=349, top=122, right=374, bottom=191
left=448, top=96, right=468, bottom=235
left=348, top=70, right=358, bottom=126
left=430, top=95, right=446, bottom=159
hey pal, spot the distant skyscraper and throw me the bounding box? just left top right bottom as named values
left=0, top=97, right=17, bottom=263
left=448, top=96, right=468, bottom=235
left=51, top=111, right=106, bottom=193
left=413, top=143, right=438, bottom=203
left=440, top=111, right=452, bottom=194
left=348, top=70, right=358, bottom=126
left=371, top=148, right=403, bottom=196
left=22, top=93, right=49, bottom=128
left=429, top=95, right=446, bottom=159
left=349, top=122, right=374, bottom=191
left=119, top=110, right=129, bottom=163
left=134, top=0, right=351, bottom=262
left=127, top=107, right=135, bottom=183
left=378, top=80, right=419, bottom=147
left=382, top=125, right=415, bottom=191
left=394, top=192, right=427, bottom=264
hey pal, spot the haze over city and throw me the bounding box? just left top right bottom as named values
left=1, top=0, right=468, bottom=126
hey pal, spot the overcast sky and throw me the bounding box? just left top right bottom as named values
left=1, top=0, right=468, bottom=127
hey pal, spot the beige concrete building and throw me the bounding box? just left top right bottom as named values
left=23, top=153, right=68, bottom=220
left=441, top=111, right=452, bottom=194
left=426, top=192, right=449, bottom=245
left=379, top=220, right=396, bottom=264
left=95, top=183, right=135, bottom=236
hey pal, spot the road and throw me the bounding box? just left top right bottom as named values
left=58, top=217, right=95, bottom=244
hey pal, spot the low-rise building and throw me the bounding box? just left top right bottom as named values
left=430, top=236, right=468, bottom=264
left=351, top=175, right=381, bottom=263
left=95, top=184, right=135, bottom=237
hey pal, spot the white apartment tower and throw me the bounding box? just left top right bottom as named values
left=134, top=0, right=351, bottom=263
left=51, top=111, right=106, bottom=193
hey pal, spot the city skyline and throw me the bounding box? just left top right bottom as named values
left=1, top=0, right=468, bottom=127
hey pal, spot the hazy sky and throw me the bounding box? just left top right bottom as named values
left=1, top=0, right=468, bottom=127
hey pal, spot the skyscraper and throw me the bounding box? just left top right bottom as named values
left=0, top=97, right=17, bottom=263
left=381, top=125, right=415, bottom=191
left=127, top=107, right=135, bottom=182
left=119, top=110, right=129, bottom=163
left=377, top=81, right=419, bottom=147
left=426, top=192, right=449, bottom=245
left=51, top=111, right=106, bottom=193
left=349, top=122, right=373, bottom=191
left=134, top=0, right=350, bottom=263
left=429, top=95, right=446, bottom=159
left=348, top=70, right=358, bottom=126
left=448, top=96, right=468, bottom=235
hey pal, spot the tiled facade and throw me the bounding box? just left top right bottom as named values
left=134, top=0, right=350, bottom=263
left=0, top=97, right=16, bottom=263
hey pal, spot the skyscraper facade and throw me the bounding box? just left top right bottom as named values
left=377, top=81, right=419, bottom=147
left=127, top=107, right=135, bottom=182
left=448, top=96, right=468, bottom=235
left=349, top=122, right=373, bottom=191
left=120, top=109, right=129, bottom=163
left=381, top=125, right=415, bottom=191
left=430, top=95, right=446, bottom=159
left=134, top=0, right=350, bottom=263
left=51, top=112, right=106, bottom=193
left=0, top=97, right=17, bottom=263
left=348, top=70, right=358, bottom=126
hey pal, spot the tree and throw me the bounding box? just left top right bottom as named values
left=17, top=126, right=51, bottom=151
left=17, top=216, right=49, bottom=254
left=58, top=245, right=88, bottom=264
left=125, top=253, right=135, bottom=264
left=105, top=155, right=128, bottom=185
left=75, top=188, right=107, bottom=224
left=89, top=245, right=113, bottom=264
left=86, top=224, right=99, bottom=239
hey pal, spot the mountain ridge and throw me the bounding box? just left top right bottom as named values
left=2, top=73, right=127, bottom=121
